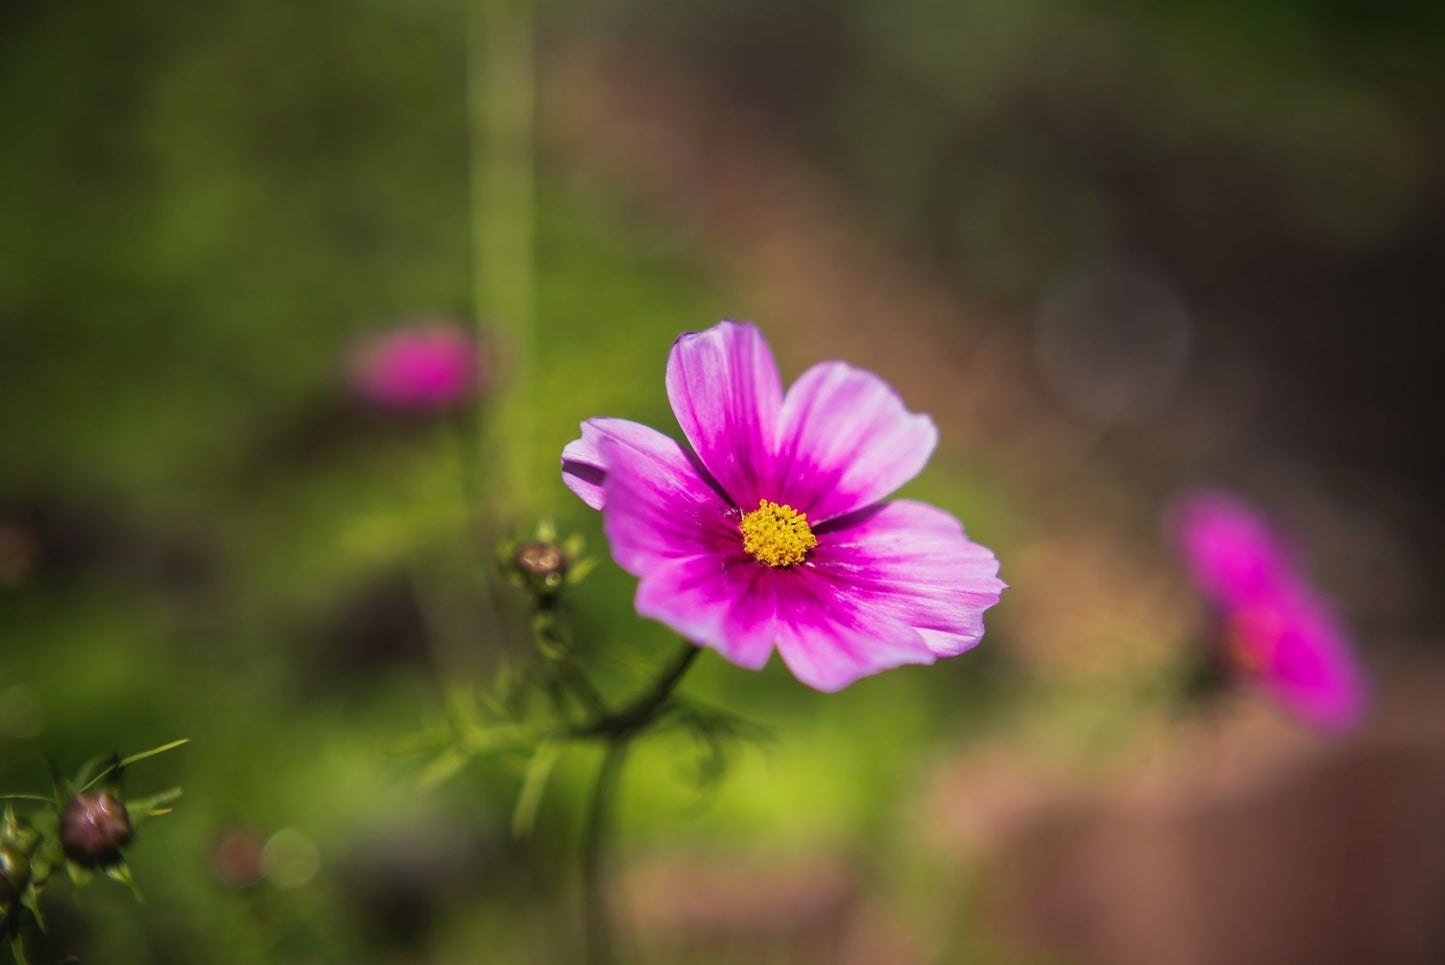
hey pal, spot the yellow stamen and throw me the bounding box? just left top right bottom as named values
left=740, top=499, right=818, bottom=568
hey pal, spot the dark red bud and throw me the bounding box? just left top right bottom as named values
left=59, top=791, right=133, bottom=867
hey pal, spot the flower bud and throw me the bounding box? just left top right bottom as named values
left=0, top=844, right=29, bottom=904
left=59, top=791, right=133, bottom=868
left=513, top=541, right=568, bottom=586
left=0, top=812, right=40, bottom=904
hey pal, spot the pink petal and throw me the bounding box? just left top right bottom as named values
left=775, top=362, right=938, bottom=523
left=756, top=500, right=1005, bottom=692
left=562, top=418, right=689, bottom=511
left=1168, top=490, right=1295, bottom=607
left=665, top=321, right=782, bottom=509
left=1170, top=489, right=1370, bottom=733
left=600, top=430, right=778, bottom=670
left=810, top=499, right=1006, bottom=658
left=634, top=556, right=779, bottom=671
left=598, top=428, right=740, bottom=576
left=770, top=568, right=939, bottom=692
left=1257, top=589, right=1368, bottom=732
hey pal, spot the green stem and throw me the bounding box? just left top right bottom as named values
left=577, top=641, right=701, bottom=739
left=577, top=640, right=702, bottom=963
left=466, top=0, right=536, bottom=512
left=533, top=608, right=610, bottom=719
left=580, top=739, right=628, bottom=965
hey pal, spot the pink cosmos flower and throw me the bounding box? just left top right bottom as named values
left=349, top=322, right=480, bottom=411
left=1169, top=490, right=1367, bottom=732
left=561, top=321, right=1005, bottom=692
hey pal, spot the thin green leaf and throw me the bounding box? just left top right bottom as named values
left=444, top=684, right=487, bottom=736
left=457, top=724, right=531, bottom=755
left=71, top=754, right=111, bottom=789
left=510, top=741, right=561, bottom=839
left=18, top=892, right=44, bottom=933
left=104, top=863, right=142, bottom=901
left=117, top=739, right=189, bottom=770
left=42, top=759, right=71, bottom=803
left=418, top=748, right=469, bottom=791
left=77, top=739, right=189, bottom=793
left=128, top=788, right=184, bottom=821
left=386, top=727, right=457, bottom=758
left=565, top=556, right=597, bottom=586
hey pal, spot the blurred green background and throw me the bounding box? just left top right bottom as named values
left=4, top=0, right=1442, bottom=961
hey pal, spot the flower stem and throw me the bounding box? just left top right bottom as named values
left=581, top=738, right=628, bottom=965
left=533, top=607, right=611, bottom=720
left=577, top=641, right=701, bottom=739
left=466, top=0, right=536, bottom=513
left=577, top=640, right=702, bottom=962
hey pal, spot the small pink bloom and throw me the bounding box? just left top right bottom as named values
left=350, top=323, right=479, bottom=411
left=561, top=321, right=1005, bottom=692
left=1169, top=490, right=1367, bottom=732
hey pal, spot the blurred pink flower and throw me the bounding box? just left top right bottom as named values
left=349, top=322, right=479, bottom=411
left=1169, top=491, right=1367, bottom=732
left=561, top=320, right=1004, bottom=692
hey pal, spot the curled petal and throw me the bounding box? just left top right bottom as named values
left=775, top=362, right=938, bottom=523
left=562, top=418, right=687, bottom=511
left=665, top=321, right=782, bottom=509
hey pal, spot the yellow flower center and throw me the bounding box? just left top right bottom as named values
left=739, top=500, right=818, bottom=568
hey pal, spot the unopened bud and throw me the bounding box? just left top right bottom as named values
left=513, top=541, right=568, bottom=587
left=60, top=791, right=133, bottom=867
left=0, top=844, right=29, bottom=903
left=0, top=813, right=40, bottom=904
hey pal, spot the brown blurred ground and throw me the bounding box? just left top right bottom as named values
left=969, top=666, right=1445, bottom=965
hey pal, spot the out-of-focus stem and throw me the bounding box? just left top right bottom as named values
left=576, top=640, right=701, bottom=963
left=581, top=738, right=628, bottom=965
left=533, top=609, right=611, bottom=719
left=576, top=641, right=700, bottom=739
left=466, top=0, right=536, bottom=512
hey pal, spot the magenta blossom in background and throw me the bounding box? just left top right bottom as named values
left=561, top=320, right=1005, bottom=692
left=350, top=322, right=480, bottom=411
left=1169, top=490, right=1367, bottom=732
